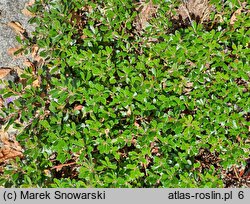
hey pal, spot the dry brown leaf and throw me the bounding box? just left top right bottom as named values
left=1, top=128, right=22, bottom=150
left=31, top=44, right=39, bottom=58
left=236, top=135, right=241, bottom=142
left=172, top=0, right=213, bottom=28
left=31, top=45, right=44, bottom=68
left=44, top=169, right=51, bottom=176
left=40, top=92, right=46, bottom=98
left=0, top=146, right=23, bottom=163
left=7, top=21, right=25, bottom=34
left=105, top=128, right=110, bottom=136
left=134, top=121, right=140, bottom=128
left=127, top=107, right=131, bottom=116
left=13, top=66, right=24, bottom=77
left=7, top=46, right=23, bottom=58
left=0, top=67, right=12, bottom=79
left=230, top=7, right=243, bottom=25
left=74, top=105, right=83, bottom=110
left=22, top=8, right=35, bottom=17
left=0, top=97, right=3, bottom=108
left=32, top=78, right=41, bottom=88
left=23, top=59, right=35, bottom=73
left=32, top=79, right=39, bottom=87
left=134, top=0, right=158, bottom=32
left=0, top=130, right=9, bottom=144
left=22, top=0, right=36, bottom=15
left=34, top=56, right=44, bottom=68
left=80, top=35, right=88, bottom=40
left=1, top=146, right=11, bottom=155
left=27, top=0, right=35, bottom=6
left=0, top=130, right=23, bottom=162
left=205, top=63, right=210, bottom=69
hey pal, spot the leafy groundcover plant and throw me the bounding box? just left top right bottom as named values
left=0, top=0, right=249, bottom=187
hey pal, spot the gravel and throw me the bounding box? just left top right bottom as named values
left=0, top=0, right=35, bottom=68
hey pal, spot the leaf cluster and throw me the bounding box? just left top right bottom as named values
left=0, top=0, right=249, bottom=187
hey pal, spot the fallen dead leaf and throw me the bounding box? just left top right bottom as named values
left=205, top=63, right=210, bottom=69
left=0, top=67, right=12, bottom=79
left=230, top=7, right=243, bottom=25
left=23, top=59, right=36, bottom=73
left=32, top=77, right=41, bottom=88
left=40, top=92, right=46, bottom=98
left=230, top=2, right=248, bottom=26
left=134, top=0, right=158, bottom=32
left=236, top=135, right=241, bottom=142
left=134, top=121, right=140, bottom=128
left=31, top=45, right=44, bottom=68
left=7, top=21, right=25, bottom=34
left=0, top=129, right=23, bottom=163
left=171, top=0, right=214, bottom=29
left=7, top=46, right=23, bottom=58
left=127, top=107, right=131, bottom=116
left=105, top=128, right=110, bottom=136
left=22, top=0, right=36, bottom=17
left=80, top=35, right=88, bottom=40
left=0, top=146, right=23, bottom=163
left=27, top=0, right=35, bottom=6
left=0, top=97, right=3, bottom=108
left=31, top=44, right=39, bottom=58
left=13, top=66, right=24, bottom=76
left=131, top=137, right=137, bottom=146
left=74, top=105, right=83, bottom=111
left=44, top=169, right=51, bottom=176
left=0, top=130, right=9, bottom=144
left=22, top=8, right=35, bottom=17
left=34, top=56, right=44, bottom=68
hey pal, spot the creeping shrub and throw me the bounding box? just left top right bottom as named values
left=0, top=0, right=249, bottom=187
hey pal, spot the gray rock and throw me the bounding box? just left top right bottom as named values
left=0, top=0, right=35, bottom=68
